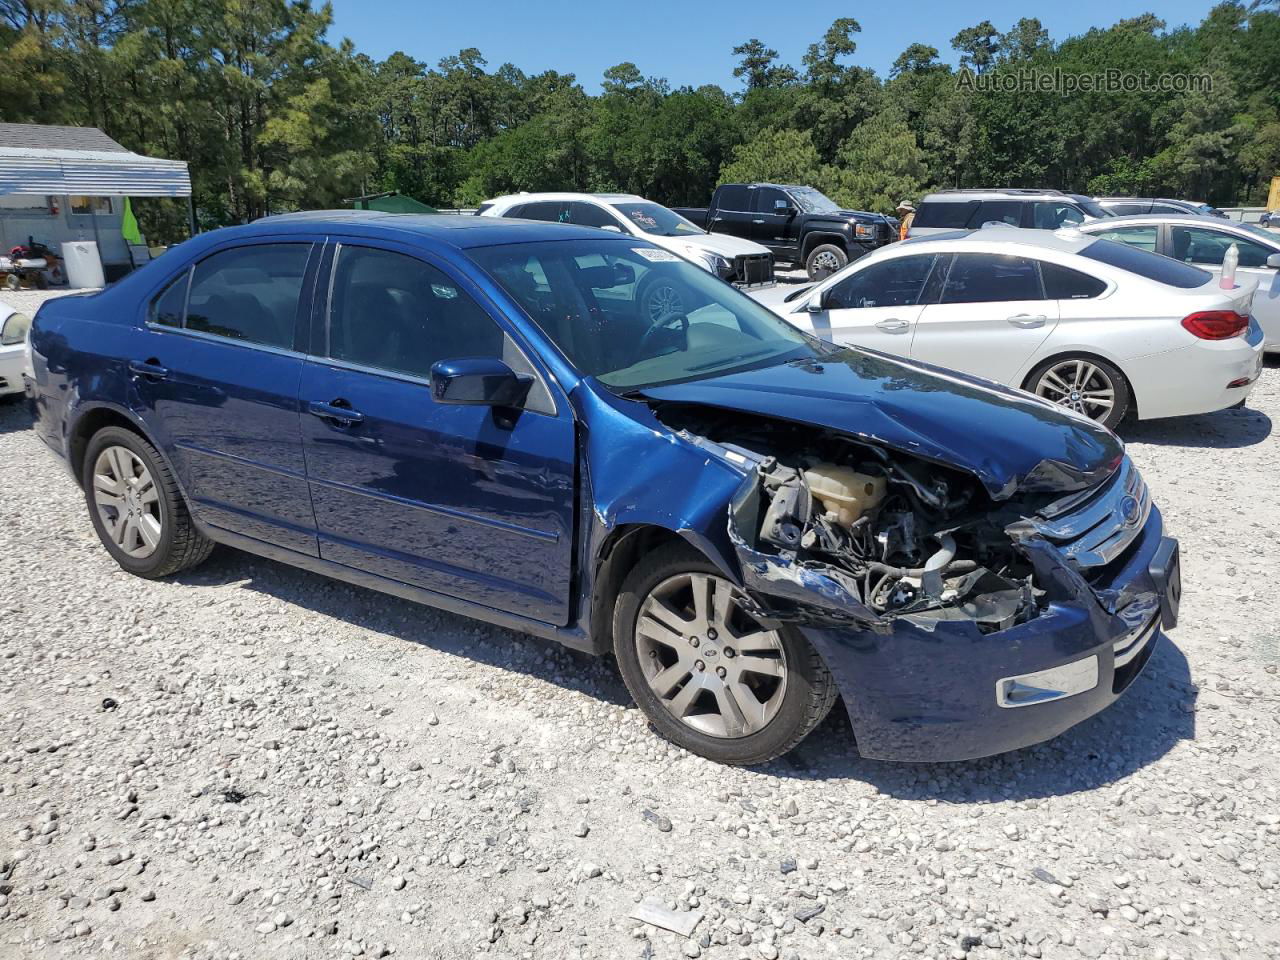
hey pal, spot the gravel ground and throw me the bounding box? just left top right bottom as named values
left=2, top=289, right=1278, bottom=960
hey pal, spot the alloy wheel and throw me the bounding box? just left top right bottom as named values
left=634, top=572, right=788, bottom=739
left=1034, top=359, right=1116, bottom=421
left=92, top=445, right=162, bottom=559
left=810, top=250, right=841, bottom=277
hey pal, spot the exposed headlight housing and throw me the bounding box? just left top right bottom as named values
left=1, top=311, right=31, bottom=347
left=852, top=223, right=876, bottom=240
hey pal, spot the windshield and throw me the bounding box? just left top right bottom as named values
left=609, top=201, right=704, bottom=238
left=789, top=187, right=840, bottom=214
left=470, top=239, right=825, bottom=391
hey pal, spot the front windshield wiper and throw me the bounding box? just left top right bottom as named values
left=685, top=347, right=778, bottom=372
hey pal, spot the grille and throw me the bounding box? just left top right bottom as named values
left=732, top=253, right=774, bottom=286
left=1030, top=458, right=1150, bottom=569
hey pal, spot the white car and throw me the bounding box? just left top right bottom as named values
left=0, top=300, right=32, bottom=398
left=753, top=226, right=1264, bottom=429
left=1076, top=214, right=1280, bottom=353
left=477, top=192, right=774, bottom=321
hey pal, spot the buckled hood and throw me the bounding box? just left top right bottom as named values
left=641, top=348, right=1123, bottom=500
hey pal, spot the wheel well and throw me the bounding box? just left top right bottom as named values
left=801, top=233, right=847, bottom=258
left=588, top=525, right=686, bottom=655
left=69, top=408, right=146, bottom=486
left=1021, top=350, right=1138, bottom=419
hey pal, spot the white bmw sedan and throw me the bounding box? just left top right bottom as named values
left=0, top=299, right=32, bottom=399
left=753, top=226, right=1264, bottom=429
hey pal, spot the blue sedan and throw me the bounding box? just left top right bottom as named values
left=25, top=213, right=1180, bottom=764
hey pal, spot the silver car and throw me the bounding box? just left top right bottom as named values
left=1078, top=214, right=1280, bottom=353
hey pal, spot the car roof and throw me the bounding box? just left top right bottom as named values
left=231, top=210, right=612, bottom=249
left=1078, top=213, right=1241, bottom=229
left=920, top=189, right=1068, bottom=202
left=483, top=192, right=645, bottom=206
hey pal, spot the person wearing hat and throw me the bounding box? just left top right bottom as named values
left=896, top=201, right=916, bottom=241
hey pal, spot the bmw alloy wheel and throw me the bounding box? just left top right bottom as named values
left=1033, top=359, right=1116, bottom=422
left=634, top=572, right=788, bottom=739
left=91, top=446, right=163, bottom=559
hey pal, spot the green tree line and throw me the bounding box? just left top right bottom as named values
left=3, top=1, right=1278, bottom=242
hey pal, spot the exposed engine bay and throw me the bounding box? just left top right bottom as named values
left=654, top=404, right=1063, bottom=633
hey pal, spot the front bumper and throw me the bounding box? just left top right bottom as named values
left=0, top=347, right=24, bottom=396
left=799, top=506, right=1178, bottom=762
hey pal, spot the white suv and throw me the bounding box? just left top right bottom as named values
left=477, top=192, right=775, bottom=305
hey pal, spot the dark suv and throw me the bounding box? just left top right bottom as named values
left=909, top=189, right=1112, bottom=237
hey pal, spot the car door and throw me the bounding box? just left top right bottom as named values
left=567, top=200, right=630, bottom=236
left=128, top=239, right=321, bottom=555
left=297, top=240, right=576, bottom=624
left=799, top=253, right=942, bottom=357
left=708, top=185, right=754, bottom=241
left=750, top=186, right=796, bottom=255
left=909, top=252, right=1061, bottom=384
left=1168, top=224, right=1280, bottom=344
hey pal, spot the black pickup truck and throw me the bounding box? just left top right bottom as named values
left=674, top=183, right=897, bottom=281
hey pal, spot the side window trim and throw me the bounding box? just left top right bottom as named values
left=318, top=238, right=561, bottom=416
left=143, top=240, right=318, bottom=356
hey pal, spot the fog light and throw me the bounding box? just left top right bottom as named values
left=996, top=656, right=1099, bottom=708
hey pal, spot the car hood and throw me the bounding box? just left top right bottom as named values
left=641, top=348, right=1124, bottom=500
left=662, top=233, right=772, bottom=258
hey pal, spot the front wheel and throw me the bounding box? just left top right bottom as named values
left=805, top=243, right=847, bottom=281
left=614, top=542, right=837, bottom=765
left=1026, top=355, right=1131, bottom=429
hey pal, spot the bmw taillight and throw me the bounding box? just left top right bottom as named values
left=1181, top=310, right=1248, bottom=340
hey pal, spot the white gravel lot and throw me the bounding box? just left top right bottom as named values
left=1, top=287, right=1278, bottom=960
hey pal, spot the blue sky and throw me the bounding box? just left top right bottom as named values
left=326, top=0, right=1222, bottom=92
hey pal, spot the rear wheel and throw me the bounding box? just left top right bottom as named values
left=805, top=243, right=847, bottom=281
left=83, top=426, right=214, bottom=578
left=1027, top=355, right=1131, bottom=430
left=614, top=542, right=837, bottom=765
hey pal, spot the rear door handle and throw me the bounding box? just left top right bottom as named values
left=128, top=359, right=169, bottom=380
left=875, top=319, right=911, bottom=333
left=1007, top=314, right=1048, bottom=328
left=307, top=400, right=364, bottom=426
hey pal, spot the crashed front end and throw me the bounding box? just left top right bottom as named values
left=655, top=405, right=1181, bottom=762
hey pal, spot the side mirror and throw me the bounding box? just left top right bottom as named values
left=805, top=289, right=825, bottom=313
left=775, top=200, right=797, bottom=215
left=1268, top=253, right=1280, bottom=269
left=430, top=357, right=532, bottom=408
left=612, top=262, right=636, bottom=285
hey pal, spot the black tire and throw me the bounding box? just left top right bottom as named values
left=82, top=426, right=214, bottom=578
left=613, top=541, right=837, bottom=765
left=1024, top=355, right=1132, bottom=430
left=804, top=243, right=847, bottom=281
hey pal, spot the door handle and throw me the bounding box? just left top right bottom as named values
left=875, top=319, right=911, bottom=333
left=128, top=359, right=169, bottom=381
left=308, top=400, right=364, bottom=426
left=1007, top=314, right=1048, bottom=328
left=752, top=219, right=766, bottom=224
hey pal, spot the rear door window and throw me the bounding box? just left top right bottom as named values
left=940, top=253, right=1043, bottom=303
left=1091, top=225, right=1159, bottom=252
left=185, top=244, right=311, bottom=349
left=715, top=185, right=750, bottom=212
left=913, top=200, right=979, bottom=229
left=512, top=201, right=567, bottom=223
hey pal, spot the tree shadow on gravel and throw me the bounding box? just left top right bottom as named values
left=0, top=398, right=33, bottom=435
left=175, top=548, right=633, bottom=707
left=1118, top=405, right=1271, bottom=448
left=767, top=634, right=1197, bottom=801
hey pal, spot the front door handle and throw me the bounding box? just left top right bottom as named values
left=752, top=219, right=766, bottom=224
left=307, top=400, right=364, bottom=426
left=875, top=318, right=911, bottom=333
left=128, top=359, right=169, bottom=381
left=1007, top=314, right=1048, bottom=328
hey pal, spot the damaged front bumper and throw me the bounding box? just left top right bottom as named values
left=791, top=507, right=1178, bottom=762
